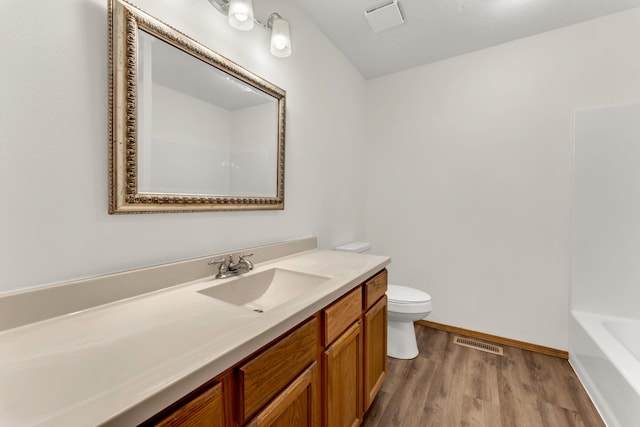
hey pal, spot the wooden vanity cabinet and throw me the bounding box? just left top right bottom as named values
left=321, top=287, right=365, bottom=426
left=158, top=382, right=223, bottom=426
left=239, top=316, right=320, bottom=426
left=246, top=361, right=319, bottom=427
left=323, top=321, right=363, bottom=427
left=363, top=270, right=387, bottom=310
left=142, top=378, right=228, bottom=427
left=363, top=295, right=387, bottom=411
left=362, top=270, right=388, bottom=412
left=322, top=287, right=362, bottom=346
left=141, top=269, right=388, bottom=427
left=141, top=317, right=319, bottom=427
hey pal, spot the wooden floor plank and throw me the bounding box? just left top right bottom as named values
left=362, top=357, right=404, bottom=427
left=419, top=337, right=465, bottom=426
left=364, top=352, right=436, bottom=427
left=526, top=351, right=577, bottom=412
left=537, top=400, right=579, bottom=427
left=458, top=395, right=485, bottom=427
left=462, top=345, right=499, bottom=404
left=564, top=374, right=607, bottom=427
left=362, top=325, right=605, bottom=427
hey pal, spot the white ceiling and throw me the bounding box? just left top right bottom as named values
left=293, top=0, right=640, bottom=79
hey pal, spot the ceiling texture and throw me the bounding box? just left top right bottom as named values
left=292, top=0, right=640, bottom=79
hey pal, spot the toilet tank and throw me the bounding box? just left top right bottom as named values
left=334, top=241, right=372, bottom=253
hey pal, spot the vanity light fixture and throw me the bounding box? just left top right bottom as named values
left=208, top=0, right=292, bottom=57
left=267, top=13, right=291, bottom=57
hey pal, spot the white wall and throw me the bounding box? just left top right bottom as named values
left=0, top=0, right=367, bottom=293
left=572, top=103, right=640, bottom=320
left=365, top=9, right=640, bottom=349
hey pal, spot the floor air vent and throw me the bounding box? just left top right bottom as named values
left=453, top=336, right=504, bottom=356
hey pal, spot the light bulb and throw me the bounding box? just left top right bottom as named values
left=228, top=0, right=254, bottom=30
left=273, top=35, right=287, bottom=50
left=234, top=13, right=248, bottom=22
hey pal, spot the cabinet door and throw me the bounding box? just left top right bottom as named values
left=152, top=381, right=224, bottom=427
left=323, top=321, right=363, bottom=427
left=363, top=295, right=387, bottom=411
left=245, top=362, right=319, bottom=427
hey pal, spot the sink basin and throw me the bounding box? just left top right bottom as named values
left=198, top=268, right=331, bottom=312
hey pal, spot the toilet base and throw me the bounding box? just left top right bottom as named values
left=387, top=320, right=419, bottom=359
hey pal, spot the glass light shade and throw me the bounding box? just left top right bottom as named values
left=270, top=17, right=291, bottom=57
left=228, top=0, right=254, bottom=31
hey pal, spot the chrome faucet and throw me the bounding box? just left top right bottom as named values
left=208, top=253, right=254, bottom=279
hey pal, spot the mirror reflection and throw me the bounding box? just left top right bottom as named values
left=108, top=0, right=286, bottom=214
left=137, top=30, right=278, bottom=197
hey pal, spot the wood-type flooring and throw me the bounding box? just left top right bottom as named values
left=362, top=325, right=605, bottom=427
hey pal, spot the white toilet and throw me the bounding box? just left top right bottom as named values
left=334, top=242, right=433, bottom=360
left=386, top=285, right=432, bottom=359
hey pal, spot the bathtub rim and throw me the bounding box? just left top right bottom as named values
left=571, top=310, right=640, bottom=397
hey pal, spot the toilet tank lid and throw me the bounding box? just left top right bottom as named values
left=387, top=285, right=431, bottom=303
left=334, top=241, right=371, bottom=253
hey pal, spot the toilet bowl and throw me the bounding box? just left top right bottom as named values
left=387, top=285, right=432, bottom=359
left=334, top=242, right=433, bottom=360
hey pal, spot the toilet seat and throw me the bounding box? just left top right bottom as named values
left=387, top=285, right=431, bottom=303
left=387, top=285, right=432, bottom=314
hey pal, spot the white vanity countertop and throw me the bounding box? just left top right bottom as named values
left=0, top=249, right=390, bottom=426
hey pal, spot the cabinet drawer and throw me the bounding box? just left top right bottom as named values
left=364, top=269, right=387, bottom=310
left=322, top=286, right=362, bottom=346
left=238, top=316, right=319, bottom=423
left=150, top=381, right=224, bottom=427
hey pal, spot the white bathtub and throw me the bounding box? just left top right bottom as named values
left=570, top=311, right=640, bottom=427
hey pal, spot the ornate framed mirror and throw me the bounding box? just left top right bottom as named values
left=109, top=0, right=286, bottom=213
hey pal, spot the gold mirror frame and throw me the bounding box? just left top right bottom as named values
left=108, top=0, right=286, bottom=214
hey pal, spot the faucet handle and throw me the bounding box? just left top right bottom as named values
left=208, top=258, right=229, bottom=274
left=239, top=253, right=254, bottom=269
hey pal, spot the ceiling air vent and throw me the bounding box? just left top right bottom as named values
left=364, top=0, right=405, bottom=33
